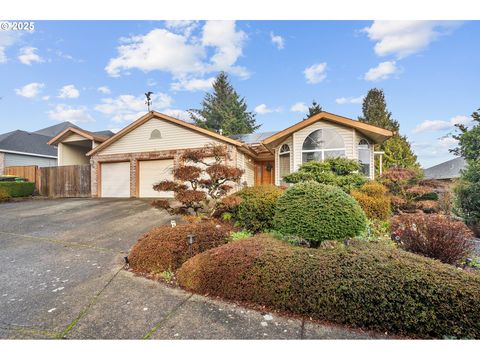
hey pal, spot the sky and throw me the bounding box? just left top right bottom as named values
left=0, top=20, right=479, bottom=167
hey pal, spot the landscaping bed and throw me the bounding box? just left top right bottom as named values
left=177, top=235, right=480, bottom=339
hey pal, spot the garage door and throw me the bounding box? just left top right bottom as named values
left=139, top=159, right=174, bottom=198
left=101, top=162, right=130, bottom=197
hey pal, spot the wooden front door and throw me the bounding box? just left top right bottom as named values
left=255, top=161, right=275, bottom=185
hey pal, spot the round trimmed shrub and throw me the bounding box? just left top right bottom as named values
left=273, top=181, right=367, bottom=244
left=177, top=236, right=480, bottom=338
left=233, top=185, right=283, bottom=233
left=129, top=221, right=230, bottom=275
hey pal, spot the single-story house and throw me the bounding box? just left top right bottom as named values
left=48, top=127, right=114, bottom=166
left=79, top=110, right=393, bottom=198
left=423, top=157, right=466, bottom=181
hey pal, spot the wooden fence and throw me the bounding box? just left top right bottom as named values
left=3, top=165, right=40, bottom=191
left=38, top=165, right=91, bottom=197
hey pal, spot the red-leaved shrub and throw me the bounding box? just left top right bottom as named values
left=129, top=221, right=230, bottom=275
left=391, top=214, right=474, bottom=265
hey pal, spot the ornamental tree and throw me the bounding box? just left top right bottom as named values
left=152, top=144, right=244, bottom=216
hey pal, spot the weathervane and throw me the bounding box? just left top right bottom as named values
left=145, top=91, right=153, bottom=112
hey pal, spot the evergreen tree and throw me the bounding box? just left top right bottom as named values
left=188, top=72, right=259, bottom=136
left=358, top=88, right=399, bottom=132
left=304, top=100, right=323, bottom=119
left=359, top=88, right=419, bottom=172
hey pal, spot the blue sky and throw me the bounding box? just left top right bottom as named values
left=1, top=20, right=479, bottom=167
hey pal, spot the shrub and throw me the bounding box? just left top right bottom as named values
left=177, top=236, right=480, bottom=339
left=230, top=230, right=252, bottom=241
left=351, top=182, right=391, bottom=220
left=391, top=214, right=474, bottom=265
left=233, top=185, right=283, bottom=232
left=0, top=187, right=11, bottom=201
left=0, top=182, right=34, bottom=197
left=283, top=158, right=367, bottom=192
left=129, top=221, right=230, bottom=275
left=273, top=181, right=367, bottom=244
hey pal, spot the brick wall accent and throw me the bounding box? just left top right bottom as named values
left=91, top=145, right=241, bottom=198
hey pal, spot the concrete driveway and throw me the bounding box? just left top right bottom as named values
left=0, top=198, right=388, bottom=339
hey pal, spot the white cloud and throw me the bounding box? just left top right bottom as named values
left=105, top=21, right=248, bottom=81
left=165, top=20, right=199, bottom=37
left=42, top=95, right=50, bottom=101
left=364, top=61, right=398, bottom=81
left=270, top=32, right=285, bottom=50
left=15, top=82, right=45, bottom=98
left=290, top=102, right=308, bottom=113
left=95, top=93, right=173, bottom=123
left=254, top=104, right=281, bottom=115
left=412, top=115, right=470, bottom=133
left=162, top=109, right=191, bottom=122
left=363, top=21, right=460, bottom=59
left=18, top=46, right=43, bottom=65
left=97, top=86, right=111, bottom=94
left=336, top=96, right=364, bottom=105
left=171, top=77, right=215, bottom=92
left=304, top=62, right=327, bottom=84
left=0, top=30, right=22, bottom=63
left=58, top=84, right=80, bottom=99
left=48, top=104, right=94, bottom=124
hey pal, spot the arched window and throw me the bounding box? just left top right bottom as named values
left=150, top=129, right=162, bottom=139
left=358, top=138, right=371, bottom=176
left=279, top=144, right=291, bottom=184
left=302, top=129, right=345, bottom=163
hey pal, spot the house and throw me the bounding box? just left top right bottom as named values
left=48, top=127, right=114, bottom=166
left=83, top=110, right=393, bottom=198
left=423, top=157, right=466, bottom=181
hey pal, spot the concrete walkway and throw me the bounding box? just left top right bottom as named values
left=0, top=199, right=388, bottom=339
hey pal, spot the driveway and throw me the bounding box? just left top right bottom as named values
left=0, top=198, right=388, bottom=339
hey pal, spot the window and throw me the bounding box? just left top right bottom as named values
left=358, top=138, right=371, bottom=176
left=301, top=129, right=345, bottom=163
left=279, top=144, right=291, bottom=184
left=150, top=129, right=162, bottom=139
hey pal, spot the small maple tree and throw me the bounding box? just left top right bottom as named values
left=152, top=144, right=244, bottom=216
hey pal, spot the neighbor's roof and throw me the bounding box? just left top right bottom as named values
left=86, top=111, right=255, bottom=157
left=261, top=111, right=394, bottom=147
left=423, top=157, right=466, bottom=180
left=34, top=121, right=80, bottom=138
left=0, top=130, right=57, bottom=158
left=230, top=131, right=278, bottom=144
left=48, top=127, right=113, bottom=146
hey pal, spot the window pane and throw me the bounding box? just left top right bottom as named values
left=280, top=144, right=290, bottom=153
left=302, top=151, right=322, bottom=163
left=358, top=148, right=370, bottom=176
left=324, top=150, right=345, bottom=159
left=279, top=154, right=290, bottom=178
left=322, top=129, right=345, bottom=149
left=302, top=130, right=323, bottom=150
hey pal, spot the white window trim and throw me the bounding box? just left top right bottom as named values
left=278, top=143, right=292, bottom=184
left=357, top=138, right=371, bottom=177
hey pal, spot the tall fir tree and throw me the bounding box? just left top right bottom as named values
left=358, top=88, right=399, bottom=132
left=304, top=100, right=323, bottom=119
left=188, top=72, right=259, bottom=136
left=359, top=88, right=419, bottom=172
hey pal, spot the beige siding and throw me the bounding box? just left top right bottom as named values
left=292, top=121, right=354, bottom=171
left=245, top=158, right=255, bottom=186
left=58, top=143, right=90, bottom=166
left=62, top=133, right=88, bottom=142
left=99, top=118, right=222, bottom=156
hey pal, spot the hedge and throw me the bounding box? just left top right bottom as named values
left=0, top=182, right=34, bottom=197
left=274, top=181, right=367, bottom=244
left=233, top=185, right=283, bottom=232
left=177, top=236, right=480, bottom=338
left=129, top=221, right=230, bottom=275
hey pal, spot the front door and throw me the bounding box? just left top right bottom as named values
left=255, top=161, right=275, bottom=185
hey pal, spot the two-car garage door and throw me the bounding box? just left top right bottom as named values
left=100, top=159, right=173, bottom=198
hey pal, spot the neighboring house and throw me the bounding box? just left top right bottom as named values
left=48, top=127, right=114, bottom=166
left=86, top=111, right=393, bottom=198
left=0, top=130, right=57, bottom=175
left=423, top=157, right=466, bottom=181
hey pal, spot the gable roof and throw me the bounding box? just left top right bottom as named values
left=0, top=130, right=57, bottom=158
left=424, top=157, right=466, bottom=180
left=86, top=111, right=246, bottom=157
left=34, top=121, right=80, bottom=138
left=48, top=127, right=113, bottom=146
left=261, top=111, right=394, bottom=147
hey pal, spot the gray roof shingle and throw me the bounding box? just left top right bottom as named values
left=33, top=121, right=80, bottom=137
left=423, top=157, right=466, bottom=180
left=0, top=130, right=57, bottom=157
